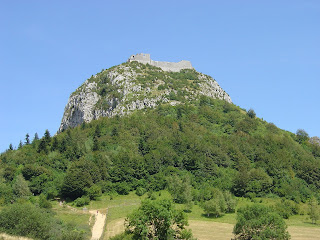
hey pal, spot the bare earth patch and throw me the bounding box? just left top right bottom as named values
left=90, top=210, right=107, bottom=240
left=0, top=234, right=32, bottom=240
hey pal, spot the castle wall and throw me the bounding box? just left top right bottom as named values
left=128, top=53, right=193, bottom=72
left=128, top=53, right=151, bottom=64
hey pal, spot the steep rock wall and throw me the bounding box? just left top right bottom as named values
left=58, top=61, right=231, bottom=132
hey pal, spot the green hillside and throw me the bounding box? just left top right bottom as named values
left=1, top=97, right=319, bottom=203
left=1, top=66, right=320, bottom=239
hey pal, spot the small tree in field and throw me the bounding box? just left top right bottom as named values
left=308, top=197, right=320, bottom=224
left=126, top=199, right=195, bottom=240
left=233, top=204, right=290, bottom=240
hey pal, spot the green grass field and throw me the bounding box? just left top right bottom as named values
left=47, top=192, right=320, bottom=240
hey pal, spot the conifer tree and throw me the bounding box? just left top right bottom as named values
left=25, top=133, right=30, bottom=145
left=51, top=137, right=59, bottom=151
left=33, top=133, right=39, bottom=142
left=44, top=129, right=51, bottom=144
left=18, top=141, right=23, bottom=149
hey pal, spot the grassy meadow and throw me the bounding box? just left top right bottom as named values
left=50, top=190, right=320, bottom=240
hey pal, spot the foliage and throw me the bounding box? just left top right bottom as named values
left=203, top=198, right=225, bottom=217
left=85, top=184, right=102, bottom=200
left=12, top=174, right=31, bottom=199
left=308, top=197, right=320, bottom=224
left=135, top=186, right=147, bottom=196
left=125, top=199, right=193, bottom=240
left=0, top=182, right=14, bottom=204
left=1, top=98, right=319, bottom=207
left=73, top=196, right=90, bottom=207
left=167, top=174, right=192, bottom=204
left=296, top=129, right=309, bottom=143
left=61, top=160, right=98, bottom=199
left=274, top=199, right=299, bottom=219
left=233, top=204, right=290, bottom=240
left=109, top=232, right=133, bottom=240
left=0, top=203, right=84, bottom=240
left=39, top=194, right=52, bottom=208
left=247, top=108, right=256, bottom=118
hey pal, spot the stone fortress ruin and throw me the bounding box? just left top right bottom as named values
left=128, top=53, right=193, bottom=72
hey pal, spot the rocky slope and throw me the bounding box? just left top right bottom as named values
left=58, top=61, right=231, bottom=132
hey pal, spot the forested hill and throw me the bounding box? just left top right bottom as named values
left=1, top=97, right=320, bottom=204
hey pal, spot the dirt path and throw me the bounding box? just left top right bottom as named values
left=90, top=210, right=107, bottom=240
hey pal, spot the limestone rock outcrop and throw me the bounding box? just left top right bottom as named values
left=58, top=58, right=231, bottom=132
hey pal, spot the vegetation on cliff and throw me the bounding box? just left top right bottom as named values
left=1, top=96, right=320, bottom=239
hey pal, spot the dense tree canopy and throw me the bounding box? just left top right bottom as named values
left=0, top=97, right=319, bottom=205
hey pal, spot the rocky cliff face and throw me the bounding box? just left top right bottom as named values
left=58, top=61, right=232, bottom=132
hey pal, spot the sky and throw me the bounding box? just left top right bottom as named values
left=0, top=0, right=319, bottom=152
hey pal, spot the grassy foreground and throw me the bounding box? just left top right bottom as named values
left=23, top=191, right=318, bottom=240
left=82, top=191, right=320, bottom=240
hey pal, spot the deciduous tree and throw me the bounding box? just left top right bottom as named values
left=233, top=204, right=290, bottom=240
left=126, top=199, right=193, bottom=240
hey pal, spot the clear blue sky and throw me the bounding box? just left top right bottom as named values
left=1, top=0, right=319, bottom=152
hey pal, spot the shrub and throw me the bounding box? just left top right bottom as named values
left=233, top=204, right=290, bottom=240
left=74, top=196, right=90, bottom=207
left=0, top=203, right=54, bottom=239
left=39, top=194, right=52, bottom=209
left=247, top=108, right=256, bottom=118
left=116, top=182, right=130, bottom=195
left=135, top=187, right=146, bottom=196
left=85, top=184, right=102, bottom=200
left=203, top=198, right=226, bottom=217
left=126, top=199, right=193, bottom=240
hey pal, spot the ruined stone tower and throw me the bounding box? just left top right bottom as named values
left=128, top=53, right=193, bottom=72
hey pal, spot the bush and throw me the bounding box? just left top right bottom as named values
left=126, top=199, right=193, bottom=240
left=39, top=194, right=52, bottom=209
left=202, top=188, right=228, bottom=217
left=135, top=187, right=146, bottom=196
left=0, top=182, right=14, bottom=204
left=233, top=204, right=290, bottom=240
left=203, top=198, right=226, bottom=217
left=115, top=182, right=130, bottom=195
left=85, top=184, right=102, bottom=200
left=247, top=108, right=256, bottom=118
left=0, top=203, right=54, bottom=239
left=109, top=232, right=133, bottom=240
left=74, top=196, right=90, bottom=207
left=296, top=129, right=309, bottom=143
left=274, top=199, right=299, bottom=219
left=224, top=191, right=236, bottom=213
left=59, top=231, right=85, bottom=240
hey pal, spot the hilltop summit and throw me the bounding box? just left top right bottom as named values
left=58, top=55, right=231, bottom=132
left=128, top=53, right=193, bottom=72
